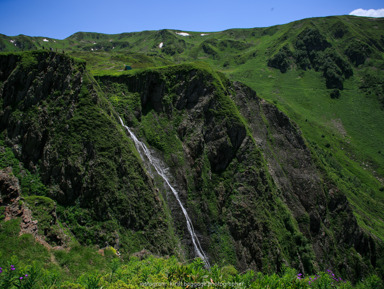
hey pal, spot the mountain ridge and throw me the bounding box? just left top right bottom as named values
left=0, top=14, right=384, bottom=284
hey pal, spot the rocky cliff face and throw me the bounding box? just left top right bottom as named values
left=232, top=82, right=379, bottom=278
left=0, top=52, right=382, bottom=281
left=0, top=51, right=181, bottom=256
left=0, top=167, right=66, bottom=248
left=96, top=64, right=382, bottom=280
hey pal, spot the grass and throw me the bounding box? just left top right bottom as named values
left=0, top=219, right=382, bottom=288
left=0, top=234, right=382, bottom=288
left=1, top=15, right=384, bottom=284
left=236, top=65, right=384, bottom=240
left=94, top=53, right=384, bottom=279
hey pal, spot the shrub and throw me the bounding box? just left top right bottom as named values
left=345, top=41, right=372, bottom=66
left=330, top=89, right=341, bottom=99
left=268, top=46, right=292, bottom=73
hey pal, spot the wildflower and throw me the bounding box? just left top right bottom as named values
left=19, top=277, right=23, bottom=280
left=25, top=274, right=28, bottom=277
left=297, top=273, right=303, bottom=279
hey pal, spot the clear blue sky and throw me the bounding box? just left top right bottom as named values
left=0, top=0, right=383, bottom=39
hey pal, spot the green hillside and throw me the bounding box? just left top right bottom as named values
left=1, top=15, right=384, bottom=287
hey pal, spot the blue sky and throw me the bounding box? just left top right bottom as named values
left=0, top=0, right=383, bottom=39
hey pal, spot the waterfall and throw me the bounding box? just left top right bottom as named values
left=119, top=117, right=210, bottom=268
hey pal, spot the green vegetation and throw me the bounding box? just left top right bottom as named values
left=0, top=50, right=181, bottom=257
left=0, top=229, right=382, bottom=289
left=1, top=14, right=384, bottom=285
left=0, top=136, right=48, bottom=197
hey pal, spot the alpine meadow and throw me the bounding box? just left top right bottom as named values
left=0, top=15, right=384, bottom=288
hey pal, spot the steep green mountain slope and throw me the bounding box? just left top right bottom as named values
left=0, top=51, right=183, bottom=256
left=1, top=15, right=384, bottom=283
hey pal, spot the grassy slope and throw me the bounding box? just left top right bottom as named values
left=224, top=17, right=384, bottom=241
left=2, top=220, right=381, bottom=288
left=1, top=14, right=383, bottom=275
left=0, top=50, right=183, bottom=258
left=1, top=62, right=382, bottom=288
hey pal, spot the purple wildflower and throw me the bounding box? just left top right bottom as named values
left=19, top=277, right=23, bottom=280
left=297, top=273, right=303, bottom=279
left=25, top=274, right=28, bottom=277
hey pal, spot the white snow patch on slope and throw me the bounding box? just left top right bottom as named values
left=10, top=40, right=15, bottom=43
left=43, top=38, right=49, bottom=42
left=159, top=42, right=164, bottom=48
left=176, top=32, right=190, bottom=36
left=201, top=34, right=209, bottom=36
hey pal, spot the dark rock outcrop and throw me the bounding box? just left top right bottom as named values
left=0, top=51, right=180, bottom=255
left=97, top=66, right=381, bottom=280
left=0, top=167, right=23, bottom=219
left=1, top=51, right=382, bottom=282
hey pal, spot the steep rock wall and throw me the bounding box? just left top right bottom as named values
left=97, top=66, right=381, bottom=280
left=1, top=51, right=381, bottom=281
left=0, top=51, right=181, bottom=256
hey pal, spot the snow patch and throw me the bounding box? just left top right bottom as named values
left=91, top=48, right=94, bottom=51
left=43, top=38, right=49, bottom=42
left=93, top=42, right=97, bottom=44
left=159, top=42, right=164, bottom=48
left=201, top=34, right=209, bottom=36
left=9, top=40, right=15, bottom=43
left=176, top=32, right=190, bottom=36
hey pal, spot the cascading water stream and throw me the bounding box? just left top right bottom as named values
left=119, top=117, right=210, bottom=268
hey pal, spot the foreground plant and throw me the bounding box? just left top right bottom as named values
left=0, top=255, right=383, bottom=288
